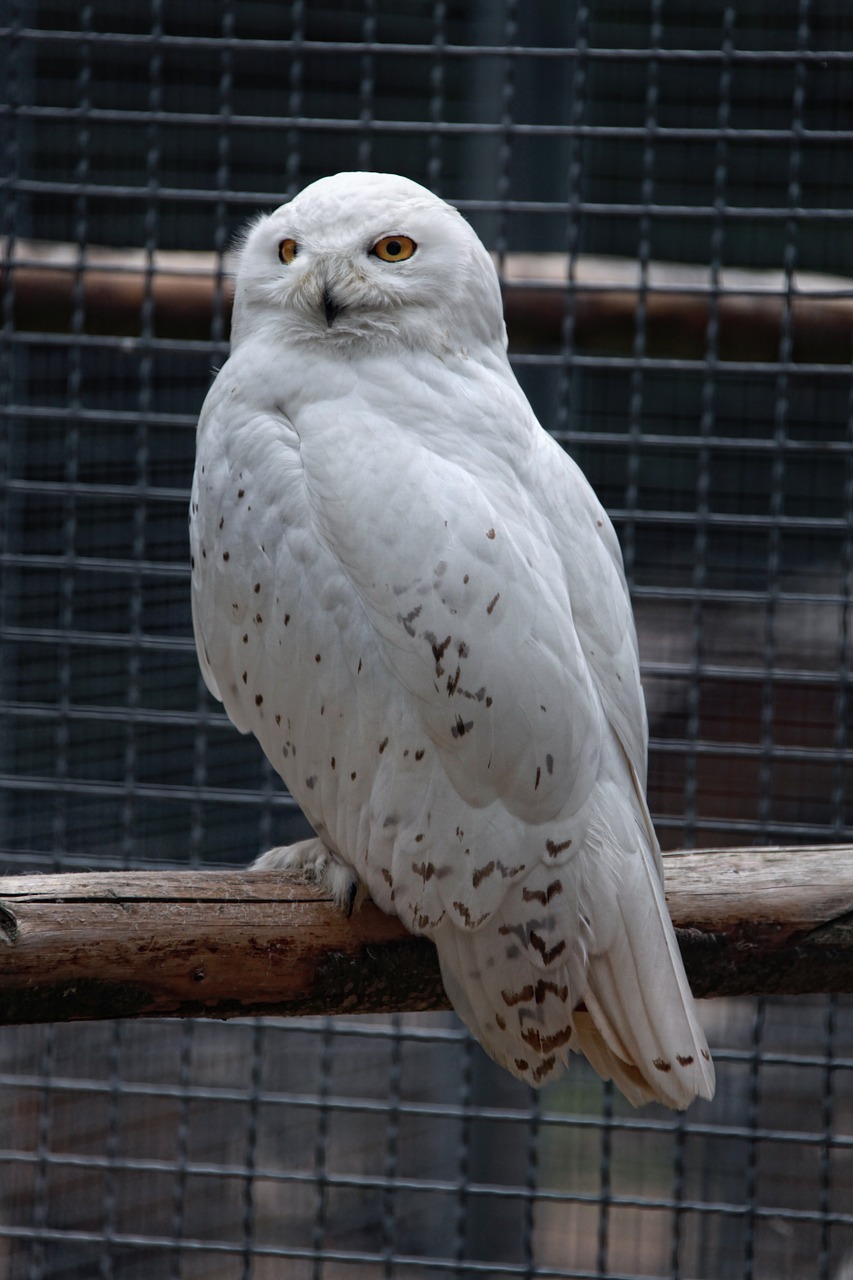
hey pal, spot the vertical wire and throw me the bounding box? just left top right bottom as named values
left=757, top=0, right=811, bottom=840
left=595, top=1080, right=613, bottom=1279
left=285, top=1, right=305, bottom=198
left=452, top=1035, right=474, bottom=1276
left=817, top=995, right=838, bottom=1280
left=742, top=997, right=766, bottom=1280
left=357, top=0, right=376, bottom=171
left=177, top=0, right=236, bottom=1254
left=172, top=23, right=239, bottom=1273
left=380, top=1014, right=403, bottom=1278
left=622, top=0, right=663, bottom=591
left=494, top=0, right=517, bottom=273
left=99, top=1024, right=123, bottom=1280
left=311, top=1020, right=335, bottom=1279
left=683, top=5, right=736, bottom=850
left=555, top=2, right=590, bottom=442
left=426, top=0, right=446, bottom=194
left=27, top=1025, right=54, bottom=1280
left=125, top=2, right=162, bottom=871
left=521, top=1088, right=540, bottom=1280
left=29, top=11, right=91, bottom=1277
left=211, top=0, right=234, bottom=355
left=172, top=10, right=238, bottom=1272
left=101, top=5, right=165, bottom=1272
left=0, top=3, right=20, bottom=631
left=169, top=1022, right=193, bottom=1280
left=240, top=1021, right=264, bottom=1280
left=92, top=24, right=122, bottom=1274
left=669, top=1112, right=687, bottom=1280
left=53, top=0, right=94, bottom=874
left=2, top=42, right=48, bottom=1252
left=832, top=351, right=853, bottom=839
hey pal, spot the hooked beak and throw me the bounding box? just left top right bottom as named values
left=322, top=285, right=343, bottom=328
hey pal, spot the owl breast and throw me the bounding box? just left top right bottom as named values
left=190, top=386, right=384, bottom=866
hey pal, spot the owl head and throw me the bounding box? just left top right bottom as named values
left=230, top=172, right=506, bottom=357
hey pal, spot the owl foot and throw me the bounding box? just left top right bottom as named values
left=251, top=838, right=364, bottom=914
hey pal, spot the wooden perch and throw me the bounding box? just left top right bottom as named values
left=1, top=845, right=852, bottom=1026
left=2, top=238, right=852, bottom=363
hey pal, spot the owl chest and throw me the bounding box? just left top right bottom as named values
left=191, top=424, right=388, bottom=796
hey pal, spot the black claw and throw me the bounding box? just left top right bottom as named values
left=346, top=882, right=358, bottom=918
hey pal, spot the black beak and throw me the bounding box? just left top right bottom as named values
left=322, top=286, right=343, bottom=328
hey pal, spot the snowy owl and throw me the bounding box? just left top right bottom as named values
left=190, top=171, right=715, bottom=1108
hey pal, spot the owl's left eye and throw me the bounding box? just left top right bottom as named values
left=370, top=235, right=417, bottom=263
left=279, top=239, right=298, bottom=265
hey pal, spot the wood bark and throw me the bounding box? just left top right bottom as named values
left=1, top=845, right=851, bottom=1026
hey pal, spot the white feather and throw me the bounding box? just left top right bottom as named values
left=190, top=171, right=715, bottom=1107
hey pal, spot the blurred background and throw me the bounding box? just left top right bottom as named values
left=0, top=2, right=851, bottom=1277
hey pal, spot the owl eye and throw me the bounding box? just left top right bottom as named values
left=278, top=239, right=298, bottom=265
left=370, top=235, right=417, bottom=263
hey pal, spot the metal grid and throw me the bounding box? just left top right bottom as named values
left=1, top=2, right=852, bottom=1277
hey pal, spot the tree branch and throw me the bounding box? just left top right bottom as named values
left=3, top=239, right=852, bottom=363
left=1, top=845, right=851, bottom=1025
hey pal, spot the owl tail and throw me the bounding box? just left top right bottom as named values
left=572, top=777, right=716, bottom=1110
left=572, top=921, right=715, bottom=1110
left=430, top=751, right=714, bottom=1109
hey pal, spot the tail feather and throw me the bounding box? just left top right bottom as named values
left=425, top=742, right=715, bottom=1109
left=571, top=1008, right=659, bottom=1108
left=579, top=915, right=715, bottom=1109
left=577, top=795, right=715, bottom=1108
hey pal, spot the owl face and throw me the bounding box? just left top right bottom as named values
left=231, top=172, right=506, bottom=356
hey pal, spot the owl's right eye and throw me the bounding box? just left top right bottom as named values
left=278, top=239, right=298, bottom=265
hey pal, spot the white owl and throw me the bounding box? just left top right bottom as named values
left=190, top=171, right=715, bottom=1108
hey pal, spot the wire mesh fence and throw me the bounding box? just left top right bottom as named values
left=0, top=2, right=852, bottom=1277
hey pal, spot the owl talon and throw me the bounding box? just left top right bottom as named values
left=252, top=837, right=358, bottom=913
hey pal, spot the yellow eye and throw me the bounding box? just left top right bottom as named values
left=371, top=235, right=417, bottom=263
left=278, top=238, right=298, bottom=265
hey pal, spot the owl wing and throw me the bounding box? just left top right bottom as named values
left=533, top=429, right=649, bottom=779
left=190, top=470, right=226, bottom=708
left=508, top=428, right=714, bottom=1103
left=310, top=406, right=712, bottom=1107
left=297, top=401, right=608, bottom=831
